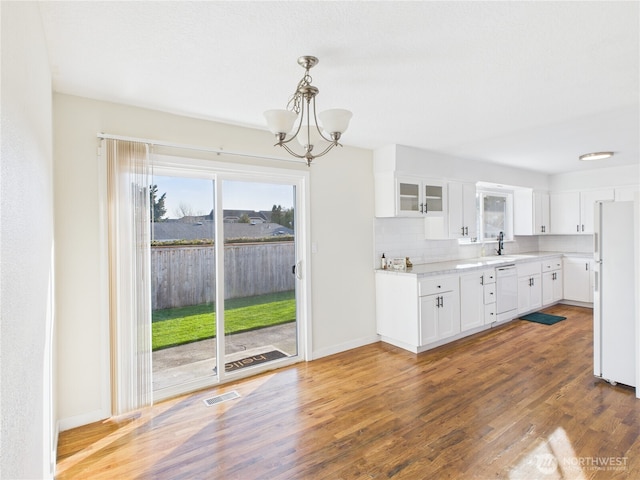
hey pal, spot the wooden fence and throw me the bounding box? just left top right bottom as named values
left=151, top=242, right=295, bottom=310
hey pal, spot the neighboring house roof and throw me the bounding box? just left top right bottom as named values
left=152, top=220, right=292, bottom=241
left=152, top=220, right=215, bottom=241
left=222, top=210, right=269, bottom=223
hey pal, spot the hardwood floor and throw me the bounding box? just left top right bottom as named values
left=57, top=305, right=639, bottom=479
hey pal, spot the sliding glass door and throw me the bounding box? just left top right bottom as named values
left=149, top=162, right=306, bottom=398
left=150, top=175, right=217, bottom=392
left=221, top=180, right=298, bottom=376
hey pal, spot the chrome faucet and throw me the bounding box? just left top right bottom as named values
left=496, top=231, right=504, bottom=255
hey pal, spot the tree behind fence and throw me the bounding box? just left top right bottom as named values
left=152, top=242, right=295, bottom=310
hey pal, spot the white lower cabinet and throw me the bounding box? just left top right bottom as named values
left=460, top=269, right=495, bottom=331
left=542, top=270, right=563, bottom=305
left=419, top=275, right=460, bottom=343
left=375, top=272, right=461, bottom=353
left=541, top=257, right=563, bottom=306
left=420, top=289, right=460, bottom=344
left=517, top=262, right=542, bottom=314
left=375, top=256, right=569, bottom=354
left=563, top=257, right=593, bottom=303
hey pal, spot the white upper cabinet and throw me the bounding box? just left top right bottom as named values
left=395, top=176, right=446, bottom=218
left=374, top=170, right=448, bottom=237
left=514, top=190, right=550, bottom=235
left=550, top=188, right=614, bottom=234
left=550, top=191, right=581, bottom=234
left=615, top=185, right=640, bottom=201
left=580, top=189, right=614, bottom=233
left=534, top=192, right=550, bottom=234
left=448, top=181, right=477, bottom=239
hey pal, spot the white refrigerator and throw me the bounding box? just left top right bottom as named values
left=593, top=200, right=636, bottom=387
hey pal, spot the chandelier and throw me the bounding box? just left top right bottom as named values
left=264, top=56, right=352, bottom=166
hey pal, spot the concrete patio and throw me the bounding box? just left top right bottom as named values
left=152, top=322, right=297, bottom=391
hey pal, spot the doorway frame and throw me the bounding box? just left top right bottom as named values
left=149, top=154, right=312, bottom=401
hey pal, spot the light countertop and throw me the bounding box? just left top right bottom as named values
left=377, top=251, right=592, bottom=277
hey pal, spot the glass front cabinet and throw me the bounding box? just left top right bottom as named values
left=397, top=176, right=447, bottom=239
left=396, top=176, right=445, bottom=217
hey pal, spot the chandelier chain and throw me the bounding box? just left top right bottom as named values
left=287, top=70, right=313, bottom=114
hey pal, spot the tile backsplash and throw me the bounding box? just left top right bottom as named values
left=374, top=217, right=594, bottom=267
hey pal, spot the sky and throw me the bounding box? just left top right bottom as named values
left=152, top=175, right=295, bottom=219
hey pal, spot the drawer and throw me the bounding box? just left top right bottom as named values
left=484, top=303, right=496, bottom=324
left=419, top=275, right=458, bottom=296
left=542, top=258, right=562, bottom=271
left=484, top=283, right=496, bottom=304
left=482, top=269, right=496, bottom=285
left=516, top=261, right=541, bottom=278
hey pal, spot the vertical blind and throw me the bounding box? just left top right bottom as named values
left=105, top=139, right=152, bottom=414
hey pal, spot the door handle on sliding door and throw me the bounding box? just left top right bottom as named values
left=294, top=261, right=302, bottom=280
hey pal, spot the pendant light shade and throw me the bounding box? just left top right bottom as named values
left=295, top=125, right=326, bottom=149
left=264, top=109, right=298, bottom=135
left=319, top=109, right=353, bottom=136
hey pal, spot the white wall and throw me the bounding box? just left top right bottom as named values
left=549, top=164, right=640, bottom=191
left=0, top=2, right=56, bottom=479
left=379, top=144, right=551, bottom=190
left=53, top=94, right=376, bottom=429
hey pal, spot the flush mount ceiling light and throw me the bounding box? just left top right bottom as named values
left=579, top=151, right=614, bottom=161
left=264, top=56, right=352, bottom=166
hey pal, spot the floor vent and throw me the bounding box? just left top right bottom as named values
left=203, top=390, right=240, bottom=407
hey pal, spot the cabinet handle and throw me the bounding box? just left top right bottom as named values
left=480, top=276, right=484, bottom=285
left=461, top=226, right=465, bottom=236
left=577, top=225, right=580, bottom=232
left=464, top=226, right=468, bottom=236
left=440, top=296, right=444, bottom=308
left=424, top=202, right=428, bottom=214
left=585, top=263, right=588, bottom=271
left=582, top=224, right=584, bottom=232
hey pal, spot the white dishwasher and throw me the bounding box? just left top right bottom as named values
left=496, top=264, right=518, bottom=322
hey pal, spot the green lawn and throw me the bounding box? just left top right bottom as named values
left=152, top=291, right=295, bottom=351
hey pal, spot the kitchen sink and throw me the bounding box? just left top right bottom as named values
left=478, top=254, right=536, bottom=263
left=478, top=256, right=517, bottom=263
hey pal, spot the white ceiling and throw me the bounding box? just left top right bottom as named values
left=38, top=1, right=639, bottom=175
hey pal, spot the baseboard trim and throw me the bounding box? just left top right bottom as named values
left=58, top=407, right=110, bottom=432
left=559, top=300, right=593, bottom=308
left=311, top=334, right=380, bottom=360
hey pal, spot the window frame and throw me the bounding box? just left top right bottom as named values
left=476, top=188, right=514, bottom=243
